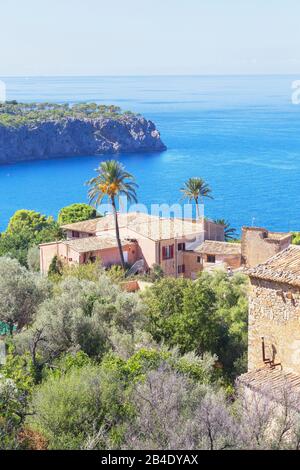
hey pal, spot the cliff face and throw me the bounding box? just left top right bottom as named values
left=0, top=115, right=166, bottom=163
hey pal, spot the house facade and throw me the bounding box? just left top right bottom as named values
left=40, top=213, right=292, bottom=280
left=39, top=212, right=226, bottom=277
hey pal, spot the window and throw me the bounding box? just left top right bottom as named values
left=178, top=242, right=186, bottom=251
left=72, top=231, right=80, bottom=238
left=207, top=255, right=216, bottom=263
left=197, top=256, right=201, bottom=264
left=162, top=245, right=174, bottom=260
left=178, top=264, right=185, bottom=274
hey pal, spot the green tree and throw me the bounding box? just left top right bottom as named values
left=180, top=177, right=213, bottom=220
left=0, top=257, right=49, bottom=334
left=143, top=272, right=248, bottom=377
left=7, top=210, right=50, bottom=234
left=142, top=277, right=190, bottom=344
left=0, top=230, right=33, bottom=266
left=198, top=271, right=248, bottom=377
left=16, top=274, right=144, bottom=367
left=58, top=203, right=98, bottom=225
left=29, top=365, right=128, bottom=449
left=292, top=232, right=300, bottom=245
left=1, top=209, right=62, bottom=266
left=87, top=160, right=138, bottom=270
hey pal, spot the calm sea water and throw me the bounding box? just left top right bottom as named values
left=1, top=75, right=300, bottom=233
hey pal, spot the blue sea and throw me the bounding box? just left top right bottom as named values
left=1, top=75, right=300, bottom=233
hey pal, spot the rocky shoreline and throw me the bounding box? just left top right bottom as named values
left=0, top=114, right=167, bottom=164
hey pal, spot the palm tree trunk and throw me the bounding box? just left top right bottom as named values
left=111, top=197, right=125, bottom=270
left=195, top=197, right=201, bottom=220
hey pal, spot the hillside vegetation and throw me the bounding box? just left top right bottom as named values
left=0, top=101, right=136, bottom=128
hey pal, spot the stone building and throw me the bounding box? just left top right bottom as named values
left=239, top=245, right=300, bottom=398
left=241, top=227, right=291, bottom=268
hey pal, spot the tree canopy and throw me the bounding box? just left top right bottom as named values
left=57, top=203, right=98, bottom=225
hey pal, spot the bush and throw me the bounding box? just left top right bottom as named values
left=143, top=271, right=248, bottom=378
left=29, top=365, right=128, bottom=449
left=27, top=246, right=40, bottom=272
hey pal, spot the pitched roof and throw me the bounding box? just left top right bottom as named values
left=237, top=367, right=300, bottom=407
left=130, top=218, right=204, bottom=241
left=61, top=212, right=205, bottom=241
left=64, top=236, right=133, bottom=253
left=61, top=218, right=102, bottom=234
left=242, top=227, right=291, bottom=242
left=246, top=245, right=300, bottom=287
left=193, top=240, right=241, bottom=255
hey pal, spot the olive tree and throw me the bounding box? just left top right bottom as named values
left=16, top=274, right=145, bottom=366
left=0, top=257, right=49, bottom=334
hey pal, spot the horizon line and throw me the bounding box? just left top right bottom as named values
left=1, top=73, right=300, bottom=79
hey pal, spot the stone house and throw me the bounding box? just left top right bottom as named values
left=241, top=227, right=291, bottom=268
left=239, top=245, right=300, bottom=399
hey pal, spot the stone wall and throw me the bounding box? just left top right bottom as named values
left=242, top=227, right=291, bottom=268
left=248, top=277, right=300, bottom=375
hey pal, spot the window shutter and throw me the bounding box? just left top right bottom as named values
left=170, top=245, right=174, bottom=258
left=162, top=247, right=166, bottom=260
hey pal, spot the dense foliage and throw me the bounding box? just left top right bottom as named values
left=0, top=210, right=62, bottom=267
left=142, top=272, right=248, bottom=377
left=0, top=203, right=297, bottom=450
left=292, top=232, right=300, bottom=245
left=0, top=205, right=98, bottom=268
left=57, top=203, right=98, bottom=225
left=1, top=254, right=300, bottom=450
left=0, top=102, right=137, bottom=127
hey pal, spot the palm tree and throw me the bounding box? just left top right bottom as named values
left=180, top=177, right=213, bottom=220
left=86, top=160, right=138, bottom=270
left=214, top=219, right=237, bottom=241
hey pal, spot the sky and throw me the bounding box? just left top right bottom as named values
left=1, top=0, right=300, bottom=76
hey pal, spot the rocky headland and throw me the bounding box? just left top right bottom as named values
left=0, top=102, right=167, bottom=163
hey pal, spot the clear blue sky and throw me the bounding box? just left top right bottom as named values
left=1, top=0, right=300, bottom=76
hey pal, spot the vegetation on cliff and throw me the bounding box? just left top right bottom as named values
left=0, top=101, right=136, bottom=128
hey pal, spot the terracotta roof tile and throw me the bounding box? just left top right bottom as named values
left=64, top=236, right=132, bottom=253
left=237, top=367, right=300, bottom=407
left=246, top=245, right=300, bottom=286
left=61, top=212, right=206, bottom=241
left=61, top=218, right=102, bottom=234
left=194, top=241, right=241, bottom=255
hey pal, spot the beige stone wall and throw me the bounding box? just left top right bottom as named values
left=215, top=253, right=241, bottom=269
left=241, top=228, right=291, bottom=268
left=248, top=278, right=300, bottom=375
